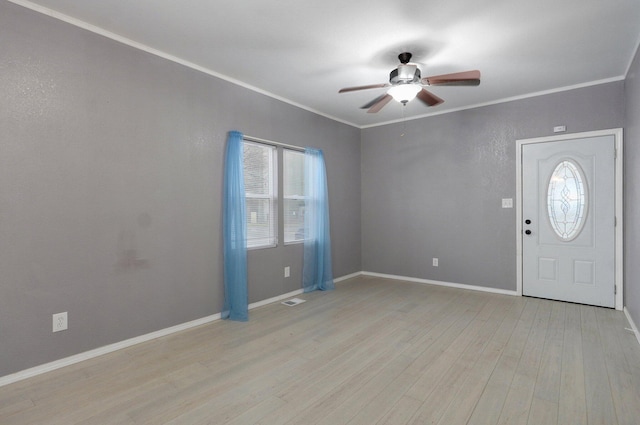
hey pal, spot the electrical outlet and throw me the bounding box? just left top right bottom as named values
left=284, top=266, right=290, bottom=278
left=53, top=312, right=68, bottom=332
left=502, top=198, right=513, bottom=208
left=432, top=258, right=439, bottom=267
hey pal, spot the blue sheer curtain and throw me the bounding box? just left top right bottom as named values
left=222, top=130, right=248, bottom=321
left=303, top=148, right=335, bottom=292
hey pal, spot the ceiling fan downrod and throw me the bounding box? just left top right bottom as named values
left=398, top=52, right=412, bottom=64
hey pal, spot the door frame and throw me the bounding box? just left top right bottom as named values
left=516, top=128, right=624, bottom=310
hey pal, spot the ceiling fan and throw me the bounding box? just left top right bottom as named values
left=338, top=52, right=480, bottom=113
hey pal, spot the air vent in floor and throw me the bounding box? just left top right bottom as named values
left=281, top=298, right=306, bottom=307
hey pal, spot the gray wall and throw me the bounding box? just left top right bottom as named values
left=624, top=44, right=640, bottom=328
left=0, top=2, right=361, bottom=377
left=361, top=82, right=624, bottom=291
left=2, top=0, right=637, bottom=380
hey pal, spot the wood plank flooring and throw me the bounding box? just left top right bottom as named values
left=2, top=275, right=640, bottom=424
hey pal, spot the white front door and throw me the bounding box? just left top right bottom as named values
left=521, top=134, right=616, bottom=308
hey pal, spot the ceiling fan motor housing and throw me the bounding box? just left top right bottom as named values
left=390, top=64, right=421, bottom=84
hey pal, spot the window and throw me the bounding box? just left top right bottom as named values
left=284, top=149, right=305, bottom=243
left=243, top=142, right=276, bottom=248
left=547, top=159, right=588, bottom=241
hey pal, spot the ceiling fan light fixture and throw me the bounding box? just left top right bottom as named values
left=338, top=52, right=480, bottom=113
left=388, top=84, right=421, bottom=103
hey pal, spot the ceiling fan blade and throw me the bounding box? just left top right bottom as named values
left=417, top=88, right=444, bottom=107
left=422, top=70, right=481, bottom=86
left=367, top=94, right=392, bottom=113
left=360, top=93, right=390, bottom=109
left=338, top=83, right=389, bottom=93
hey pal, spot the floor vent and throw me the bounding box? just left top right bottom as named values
left=281, top=298, right=306, bottom=307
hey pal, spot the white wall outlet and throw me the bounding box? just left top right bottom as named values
left=52, top=312, right=68, bottom=332
left=553, top=125, right=567, bottom=133
left=502, top=198, right=513, bottom=208
left=284, top=266, right=290, bottom=278
left=432, top=258, right=439, bottom=267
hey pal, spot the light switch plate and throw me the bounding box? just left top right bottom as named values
left=502, top=198, right=513, bottom=208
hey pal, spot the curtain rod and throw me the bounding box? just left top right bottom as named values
left=243, top=135, right=305, bottom=152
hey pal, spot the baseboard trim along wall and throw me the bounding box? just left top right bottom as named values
left=361, top=271, right=519, bottom=296
left=0, top=312, right=221, bottom=388
left=624, top=307, right=640, bottom=346
left=334, top=271, right=363, bottom=283
left=6, top=271, right=635, bottom=387
left=363, top=271, right=640, bottom=347
left=1, top=272, right=360, bottom=388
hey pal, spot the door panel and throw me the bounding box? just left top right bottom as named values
left=522, top=135, right=615, bottom=307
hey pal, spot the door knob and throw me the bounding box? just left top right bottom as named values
left=525, top=230, right=532, bottom=235
left=525, top=219, right=532, bottom=225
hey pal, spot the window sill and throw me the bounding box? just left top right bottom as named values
left=247, top=243, right=277, bottom=251
left=284, top=240, right=305, bottom=246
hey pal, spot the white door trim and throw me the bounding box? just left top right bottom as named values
left=516, top=128, right=623, bottom=310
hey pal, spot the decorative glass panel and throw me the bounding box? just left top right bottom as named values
left=547, top=160, right=588, bottom=241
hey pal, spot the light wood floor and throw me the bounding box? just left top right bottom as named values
left=2, top=276, right=640, bottom=424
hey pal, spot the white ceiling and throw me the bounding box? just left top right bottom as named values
left=12, top=0, right=640, bottom=128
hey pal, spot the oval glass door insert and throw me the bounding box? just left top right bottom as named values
left=547, top=160, right=588, bottom=241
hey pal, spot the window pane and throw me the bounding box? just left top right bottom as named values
left=246, top=197, right=275, bottom=248
left=243, top=141, right=276, bottom=248
left=284, top=150, right=305, bottom=243
left=284, top=150, right=304, bottom=197
left=547, top=159, right=588, bottom=241
left=244, top=143, right=273, bottom=196
left=284, top=198, right=305, bottom=243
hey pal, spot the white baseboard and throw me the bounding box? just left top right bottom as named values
left=0, top=272, right=362, bottom=388
left=334, top=271, right=363, bottom=283
left=361, top=271, right=519, bottom=296
left=624, top=307, right=640, bottom=346
left=0, top=312, right=221, bottom=388
left=0, top=270, right=512, bottom=387
left=247, top=272, right=361, bottom=310
left=248, top=288, right=304, bottom=310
